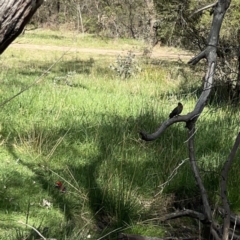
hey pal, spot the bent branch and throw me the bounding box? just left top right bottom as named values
left=140, top=0, right=230, bottom=141
left=140, top=62, right=215, bottom=141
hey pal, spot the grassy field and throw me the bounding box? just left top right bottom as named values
left=0, top=29, right=239, bottom=240
left=15, top=28, right=145, bottom=50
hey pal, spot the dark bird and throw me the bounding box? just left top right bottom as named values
left=169, top=102, right=183, bottom=118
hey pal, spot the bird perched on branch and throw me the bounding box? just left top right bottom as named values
left=169, top=102, right=183, bottom=118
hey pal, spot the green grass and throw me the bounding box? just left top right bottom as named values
left=15, top=29, right=145, bottom=50
left=0, top=29, right=240, bottom=239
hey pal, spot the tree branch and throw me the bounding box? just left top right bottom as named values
left=188, top=126, right=212, bottom=223
left=221, top=132, right=240, bottom=240
left=140, top=61, right=215, bottom=141
left=188, top=50, right=207, bottom=65
left=140, top=0, right=231, bottom=141
left=139, top=2, right=233, bottom=239
left=190, top=2, right=218, bottom=17
left=160, top=209, right=205, bottom=222
left=218, top=207, right=240, bottom=226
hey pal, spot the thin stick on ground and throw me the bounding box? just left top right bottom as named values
left=18, top=221, right=47, bottom=240
left=155, top=158, right=188, bottom=197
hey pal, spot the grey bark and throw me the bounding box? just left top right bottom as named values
left=140, top=0, right=231, bottom=142
left=0, top=0, right=43, bottom=54
left=221, top=133, right=240, bottom=240
left=140, top=0, right=233, bottom=239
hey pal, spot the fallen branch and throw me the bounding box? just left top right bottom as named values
left=160, top=209, right=205, bottom=222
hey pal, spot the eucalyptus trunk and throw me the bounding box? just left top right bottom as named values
left=0, top=0, right=43, bottom=54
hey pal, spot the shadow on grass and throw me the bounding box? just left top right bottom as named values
left=16, top=58, right=95, bottom=77
left=0, top=109, right=184, bottom=237
left=1, top=58, right=95, bottom=89
left=1, top=108, right=239, bottom=239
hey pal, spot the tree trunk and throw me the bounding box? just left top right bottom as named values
left=0, top=0, right=43, bottom=54
left=77, top=3, right=84, bottom=34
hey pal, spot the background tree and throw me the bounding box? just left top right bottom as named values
left=30, top=0, right=157, bottom=43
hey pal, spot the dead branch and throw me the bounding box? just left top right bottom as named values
left=0, top=49, right=71, bottom=108
left=155, top=158, right=188, bottom=197
left=188, top=50, right=207, bottom=65
left=140, top=0, right=231, bottom=140
left=221, top=133, right=240, bottom=239
left=118, top=233, right=192, bottom=240
left=18, top=221, right=47, bottom=240
left=190, top=2, right=218, bottom=17
left=140, top=62, right=215, bottom=141
left=160, top=209, right=205, bottom=222
left=188, top=124, right=221, bottom=239
left=229, top=231, right=240, bottom=240
left=188, top=126, right=212, bottom=223
left=218, top=207, right=240, bottom=226
left=139, top=0, right=233, bottom=239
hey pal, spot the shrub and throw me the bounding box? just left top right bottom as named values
left=109, top=51, right=141, bottom=79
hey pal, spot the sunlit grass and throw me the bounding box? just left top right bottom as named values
left=0, top=30, right=239, bottom=239
left=14, top=28, right=145, bottom=50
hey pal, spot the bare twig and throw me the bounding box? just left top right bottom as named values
left=155, top=158, right=188, bottom=197
left=118, top=232, right=163, bottom=240
left=184, top=127, right=198, bottom=143
left=231, top=217, right=237, bottom=240
left=97, top=227, right=124, bottom=240
left=229, top=231, right=240, bottom=240
left=18, top=220, right=46, bottom=240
